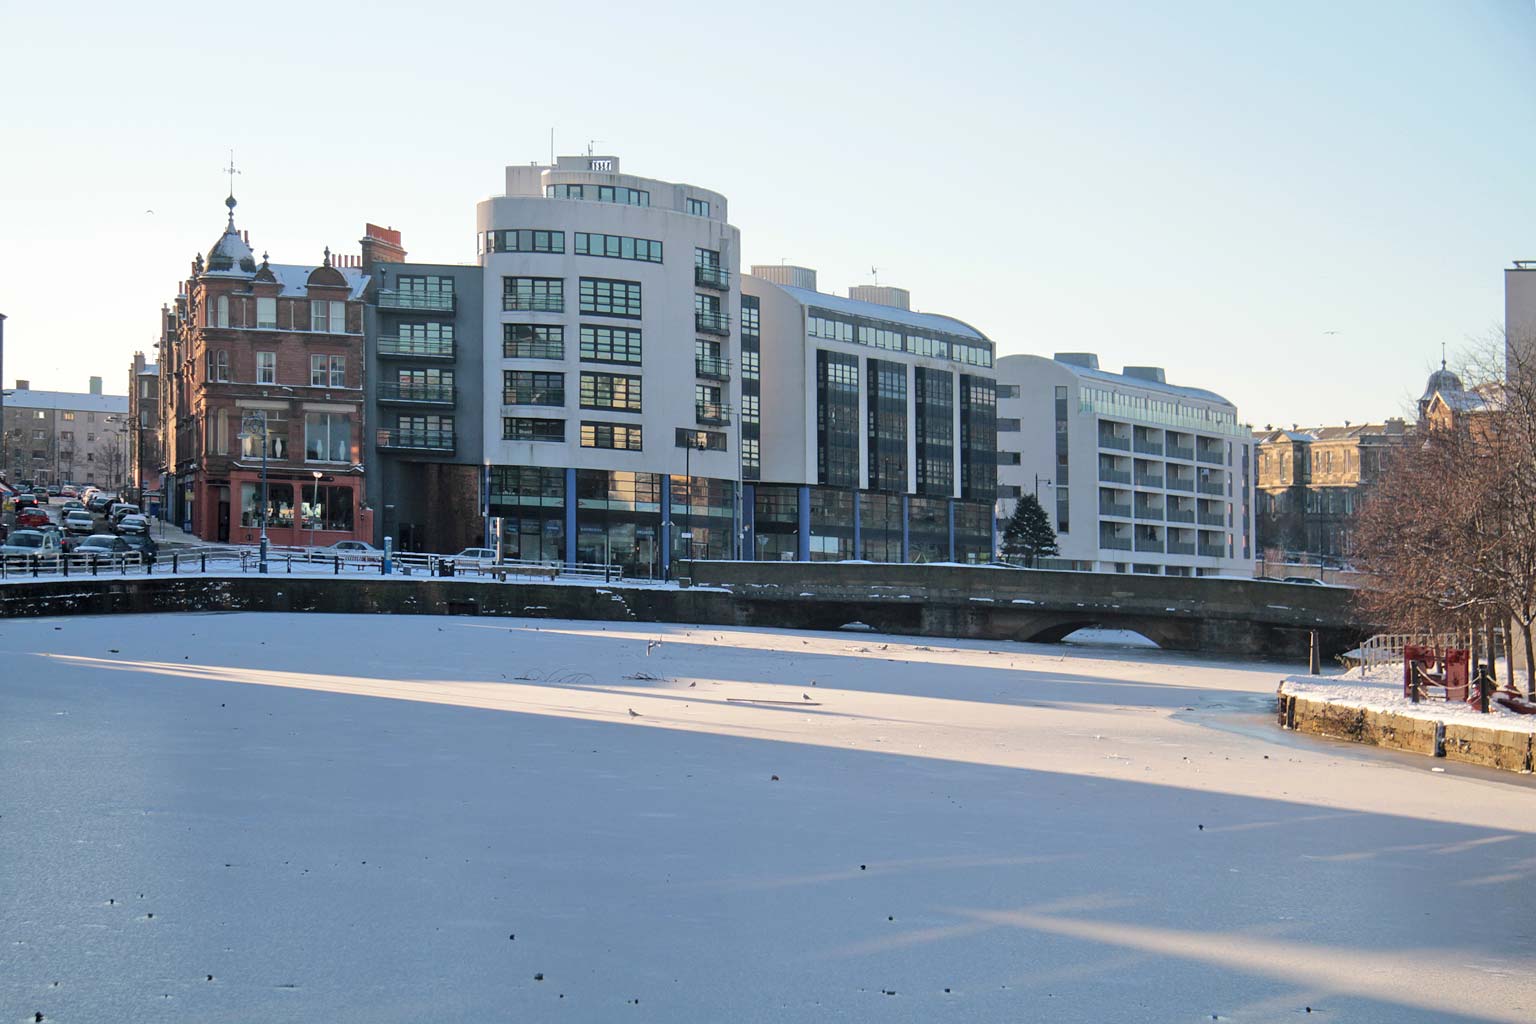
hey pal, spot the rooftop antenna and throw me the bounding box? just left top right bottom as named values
left=1441, top=341, right=1447, bottom=371
left=870, top=266, right=880, bottom=286
left=550, top=127, right=554, bottom=165
left=586, top=139, right=603, bottom=157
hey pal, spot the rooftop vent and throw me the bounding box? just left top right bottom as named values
left=751, top=264, right=818, bottom=291
left=1122, top=366, right=1166, bottom=383
left=847, top=285, right=911, bottom=310
left=1054, top=352, right=1100, bottom=370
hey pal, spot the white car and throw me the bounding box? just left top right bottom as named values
left=454, top=547, right=498, bottom=565
left=108, top=502, right=141, bottom=524
left=324, top=540, right=381, bottom=555
left=115, top=514, right=151, bottom=535
left=63, top=510, right=95, bottom=535
left=0, top=529, right=60, bottom=556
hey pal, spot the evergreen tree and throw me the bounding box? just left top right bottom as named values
left=1002, top=493, right=1059, bottom=567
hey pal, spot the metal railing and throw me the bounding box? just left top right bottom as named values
left=1166, top=507, right=1195, bottom=523
left=695, top=355, right=731, bottom=380
left=1099, top=501, right=1131, bottom=518
left=1166, top=477, right=1194, bottom=492
left=1167, top=541, right=1196, bottom=555
left=378, top=336, right=455, bottom=359
left=376, top=428, right=456, bottom=451
left=1098, top=432, right=1131, bottom=451
left=1198, top=544, right=1226, bottom=558
left=696, top=402, right=732, bottom=425
left=502, top=387, right=565, bottom=407
left=1134, top=536, right=1164, bottom=553
left=695, top=310, right=731, bottom=335
left=502, top=294, right=564, bottom=313
left=1134, top=504, right=1164, bottom=521
left=1166, top=444, right=1195, bottom=461
left=503, top=342, right=565, bottom=360
left=1099, top=534, right=1132, bottom=551
left=1098, top=468, right=1131, bottom=485
left=1133, top=437, right=1164, bottom=456
left=377, top=289, right=455, bottom=311
left=1198, top=511, right=1225, bottom=527
left=1197, top=449, right=1225, bottom=465
left=377, top=383, right=456, bottom=405
left=694, top=264, right=730, bottom=289
left=1197, top=480, right=1226, bottom=496
left=1134, top=472, right=1164, bottom=488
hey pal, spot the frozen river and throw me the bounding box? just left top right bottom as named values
left=3, top=612, right=1533, bottom=1022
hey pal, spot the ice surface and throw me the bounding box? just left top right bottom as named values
left=3, top=613, right=1534, bottom=1023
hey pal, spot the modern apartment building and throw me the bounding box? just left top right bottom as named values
left=475, top=155, right=741, bottom=576
left=995, top=353, right=1254, bottom=576
left=128, top=351, right=162, bottom=502
left=742, top=268, right=997, bottom=562
left=159, top=195, right=374, bottom=545
left=361, top=224, right=486, bottom=553
left=2, top=378, right=129, bottom=488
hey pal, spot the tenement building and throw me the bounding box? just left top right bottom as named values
left=742, top=267, right=997, bottom=562
left=159, top=194, right=373, bottom=545
left=995, top=353, right=1254, bottom=576
left=361, top=224, right=486, bottom=554
left=2, top=378, right=129, bottom=488
left=128, top=351, right=162, bottom=505
left=1254, top=419, right=1409, bottom=564
left=475, top=155, right=741, bottom=576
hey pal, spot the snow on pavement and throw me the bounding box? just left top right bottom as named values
left=2, top=612, right=1534, bottom=1023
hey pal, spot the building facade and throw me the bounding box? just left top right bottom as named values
left=128, top=351, right=162, bottom=503
left=1, top=379, right=129, bottom=488
left=362, top=224, right=486, bottom=554
left=742, top=267, right=997, bottom=563
left=159, top=195, right=373, bottom=546
left=995, top=353, right=1254, bottom=576
left=474, top=155, right=741, bottom=576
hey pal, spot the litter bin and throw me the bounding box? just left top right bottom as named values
left=437, top=558, right=455, bottom=578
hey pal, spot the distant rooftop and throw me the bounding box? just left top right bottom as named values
left=5, top=388, right=128, bottom=414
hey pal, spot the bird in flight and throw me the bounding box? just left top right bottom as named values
left=1322, top=330, right=1341, bottom=335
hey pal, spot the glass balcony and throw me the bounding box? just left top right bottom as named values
left=376, top=428, right=455, bottom=452
left=695, top=355, right=731, bottom=381
left=1166, top=444, right=1195, bottom=461
left=378, top=336, right=455, bottom=359
left=1098, top=467, right=1131, bottom=485
left=1166, top=476, right=1194, bottom=492
left=696, top=402, right=732, bottom=425
left=1134, top=472, right=1164, bottom=488
left=1134, top=503, right=1164, bottom=521
left=1198, top=479, right=1225, bottom=496
left=502, top=294, right=564, bottom=313
left=1166, top=507, right=1196, bottom=523
left=1099, top=500, right=1132, bottom=518
left=1134, top=535, right=1165, bottom=553
left=377, top=289, right=454, bottom=312
left=1198, top=543, right=1226, bottom=559
left=1198, top=511, right=1225, bottom=527
left=1197, top=447, right=1225, bottom=465
left=502, top=388, right=565, bottom=407
left=1133, top=435, right=1164, bottom=456
left=694, top=264, right=730, bottom=290
left=377, top=383, right=455, bottom=405
left=1167, top=540, right=1196, bottom=555
left=695, top=310, right=731, bottom=336
left=1098, top=430, right=1131, bottom=451
left=1099, top=532, right=1132, bottom=552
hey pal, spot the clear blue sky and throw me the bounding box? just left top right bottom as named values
left=2, top=0, right=1532, bottom=427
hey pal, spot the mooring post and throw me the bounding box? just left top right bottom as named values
left=1308, top=630, right=1320, bottom=675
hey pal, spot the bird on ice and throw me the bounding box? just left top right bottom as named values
left=628, top=708, right=641, bottom=718
left=802, top=693, right=813, bottom=701
left=645, top=639, right=662, bottom=656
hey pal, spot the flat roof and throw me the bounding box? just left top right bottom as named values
left=768, top=283, right=988, bottom=342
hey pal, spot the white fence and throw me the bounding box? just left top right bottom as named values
left=1353, top=631, right=1506, bottom=672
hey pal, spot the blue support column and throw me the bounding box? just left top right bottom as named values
left=851, top=490, right=861, bottom=558
left=947, top=498, right=956, bottom=562
left=796, top=485, right=811, bottom=562
left=743, top=484, right=756, bottom=560
left=563, top=468, right=577, bottom=565
left=660, top=475, right=672, bottom=579
left=901, top=493, right=910, bottom=563
left=990, top=505, right=999, bottom=561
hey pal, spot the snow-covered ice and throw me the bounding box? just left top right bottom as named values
left=3, top=613, right=1534, bottom=1022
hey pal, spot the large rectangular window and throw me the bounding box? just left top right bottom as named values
left=545, top=183, right=649, bottom=206
left=503, top=370, right=564, bottom=407
left=503, top=324, right=564, bottom=359
left=581, top=421, right=643, bottom=450
left=1055, top=384, right=1070, bottom=533
left=502, top=277, right=564, bottom=313
left=579, top=325, right=642, bottom=364
left=915, top=368, right=954, bottom=496
left=809, top=315, right=854, bottom=343
left=579, top=278, right=641, bottom=318
left=502, top=418, right=565, bottom=442
left=816, top=350, right=859, bottom=487
left=580, top=372, right=642, bottom=412
left=574, top=232, right=662, bottom=263
left=686, top=197, right=710, bottom=217
left=256, top=351, right=276, bottom=384
left=960, top=374, right=997, bottom=501
left=304, top=413, right=352, bottom=463
left=256, top=297, right=277, bottom=329
left=484, top=229, right=565, bottom=253
left=867, top=359, right=907, bottom=491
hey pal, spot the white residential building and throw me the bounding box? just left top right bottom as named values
left=995, top=353, right=1255, bottom=576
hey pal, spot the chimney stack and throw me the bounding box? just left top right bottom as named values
left=89, top=376, right=102, bottom=395
left=360, top=224, right=407, bottom=267
left=15, top=379, right=29, bottom=391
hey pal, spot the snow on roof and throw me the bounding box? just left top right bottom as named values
left=1066, top=362, right=1233, bottom=406
left=772, top=284, right=988, bottom=341
left=5, top=389, right=128, bottom=414
left=267, top=264, right=370, bottom=301
left=138, top=363, right=158, bottom=376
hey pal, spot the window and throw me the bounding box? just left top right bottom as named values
left=817, top=351, right=860, bottom=486
left=675, top=429, right=726, bottom=451
left=544, top=183, right=649, bottom=206
left=997, top=451, right=1022, bottom=465
left=997, top=417, right=1021, bottom=432
left=396, top=275, right=454, bottom=301
left=857, top=325, right=904, bottom=351
left=256, top=351, right=276, bottom=384
left=300, top=485, right=355, bottom=532
left=484, top=229, right=565, bottom=253
left=686, top=197, right=710, bottom=217
left=503, top=324, right=564, bottom=359
left=329, top=355, right=346, bottom=387
left=581, top=421, right=643, bottom=450
left=503, top=370, right=564, bottom=406
left=304, top=413, right=352, bottom=463
left=579, top=278, right=641, bottom=318
left=214, top=350, right=230, bottom=382
left=31, top=429, right=44, bottom=441
left=310, top=301, right=328, bottom=332
left=574, top=232, right=662, bottom=263
left=240, top=411, right=288, bottom=460
left=329, top=300, right=347, bottom=334
left=998, top=384, right=1020, bottom=399
left=580, top=372, right=642, bottom=412
left=914, top=368, right=954, bottom=496
left=503, top=418, right=565, bottom=442
left=502, top=277, right=564, bottom=312
left=217, top=295, right=230, bottom=328
left=396, top=414, right=454, bottom=447
left=257, top=297, right=277, bottom=329
left=61, top=412, right=74, bottom=421
left=310, top=354, right=345, bottom=387
left=809, top=315, right=854, bottom=342
left=580, top=325, right=642, bottom=364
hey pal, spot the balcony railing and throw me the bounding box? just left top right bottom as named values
left=1099, top=533, right=1133, bottom=552
left=377, top=289, right=454, bottom=312
left=378, top=336, right=455, bottom=359
left=1166, top=477, right=1194, bottom=492
left=1198, top=543, right=1226, bottom=559
left=1167, top=540, right=1196, bottom=556
left=695, top=264, right=730, bottom=289
left=1098, top=467, right=1131, bottom=485
left=696, top=402, right=732, bottom=425
left=1134, top=504, right=1164, bottom=521
left=1198, top=479, right=1226, bottom=496
left=502, top=388, right=565, bottom=407
left=377, top=383, right=456, bottom=405
left=695, top=310, right=731, bottom=336
left=1196, top=448, right=1225, bottom=465
left=503, top=342, right=565, bottom=360
left=1166, top=444, right=1194, bottom=461
left=1133, top=437, right=1164, bottom=456
left=695, top=355, right=732, bottom=381
left=1135, top=536, right=1165, bottom=553
left=502, top=294, right=564, bottom=313
left=1198, top=511, right=1225, bottom=527
left=1134, top=472, right=1164, bottom=488
left=1166, top=507, right=1196, bottom=523
left=377, top=428, right=455, bottom=452
left=1099, top=501, right=1132, bottom=518
left=1098, top=431, right=1131, bottom=451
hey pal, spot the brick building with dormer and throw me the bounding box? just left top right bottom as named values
left=159, top=194, right=373, bottom=545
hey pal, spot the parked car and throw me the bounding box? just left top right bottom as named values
left=323, top=540, right=381, bottom=555
left=60, top=486, right=77, bottom=498
left=0, top=529, right=61, bottom=557
left=453, top=547, right=498, bottom=565
left=45, top=485, right=61, bottom=497
left=115, top=514, right=150, bottom=535
left=61, top=499, right=85, bottom=513
left=120, top=533, right=159, bottom=562
left=73, top=534, right=133, bottom=558
left=1280, top=576, right=1325, bottom=586
left=31, top=487, right=48, bottom=499
left=63, top=510, right=96, bottom=535
left=108, top=502, right=141, bottom=523
left=86, top=494, right=115, bottom=513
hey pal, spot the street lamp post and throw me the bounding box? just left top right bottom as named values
left=240, top=412, right=270, bottom=573
left=310, top=470, right=322, bottom=551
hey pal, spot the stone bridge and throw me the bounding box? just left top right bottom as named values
left=681, top=561, right=1369, bottom=658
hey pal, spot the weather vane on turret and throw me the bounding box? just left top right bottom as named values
left=222, top=150, right=241, bottom=225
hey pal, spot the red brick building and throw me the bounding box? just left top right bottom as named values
left=160, top=195, right=373, bottom=546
